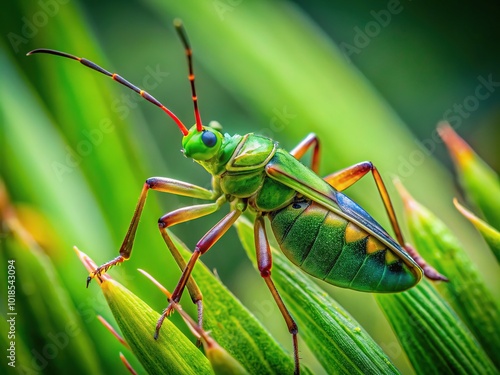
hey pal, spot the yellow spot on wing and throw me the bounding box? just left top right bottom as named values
left=366, top=236, right=386, bottom=254
left=385, top=250, right=399, bottom=264
left=325, top=211, right=347, bottom=227
left=345, top=222, right=368, bottom=243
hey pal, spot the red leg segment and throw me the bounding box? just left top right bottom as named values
left=289, top=133, right=321, bottom=174
left=155, top=208, right=242, bottom=338
left=323, top=161, right=447, bottom=281
left=87, top=176, right=215, bottom=286
left=255, top=216, right=300, bottom=375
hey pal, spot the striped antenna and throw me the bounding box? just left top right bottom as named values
left=174, top=19, right=203, bottom=132
left=26, top=48, right=190, bottom=136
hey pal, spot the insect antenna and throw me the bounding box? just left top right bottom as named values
left=174, top=19, right=203, bottom=132
left=26, top=48, right=190, bottom=136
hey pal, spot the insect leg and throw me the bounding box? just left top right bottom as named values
left=155, top=208, right=242, bottom=338
left=87, top=177, right=216, bottom=286
left=255, top=215, right=300, bottom=375
left=157, top=196, right=227, bottom=327
left=289, top=133, right=320, bottom=173
left=323, top=161, right=447, bottom=281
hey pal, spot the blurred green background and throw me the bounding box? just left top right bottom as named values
left=1, top=0, right=499, bottom=374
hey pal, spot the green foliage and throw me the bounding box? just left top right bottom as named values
left=1, top=1, right=499, bottom=374
left=0, top=211, right=101, bottom=374
left=393, top=180, right=500, bottom=368
left=99, top=276, right=213, bottom=374
left=439, top=123, right=500, bottom=230
left=73, top=232, right=303, bottom=374
left=235, top=218, right=399, bottom=375
left=377, top=280, right=497, bottom=374
left=455, top=200, right=500, bottom=263
left=171, top=232, right=303, bottom=374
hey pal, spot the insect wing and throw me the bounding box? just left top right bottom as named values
left=266, top=150, right=420, bottom=271
left=335, top=192, right=418, bottom=267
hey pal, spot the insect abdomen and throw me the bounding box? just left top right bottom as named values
left=269, top=199, right=418, bottom=292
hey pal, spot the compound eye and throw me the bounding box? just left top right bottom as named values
left=201, top=130, right=217, bottom=147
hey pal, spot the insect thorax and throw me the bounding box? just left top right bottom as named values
left=217, top=134, right=296, bottom=211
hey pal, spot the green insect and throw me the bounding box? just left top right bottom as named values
left=29, top=20, right=446, bottom=374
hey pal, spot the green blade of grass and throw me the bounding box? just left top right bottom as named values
left=0, top=195, right=103, bottom=374
left=376, top=280, right=497, bottom=375
left=0, top=317, right=33, bottom=375
left=1, top=44, right=142, bottom=371
left=235, top=217, right=399, bottom=375
left=138, top=268, right=250, bottom=375
left=78, top=230, right=308, bottom=374
left=454, top=198, right=500, bottom=264
left=170, top=231, right=309, bottom=374
left=439, top=123, right=500, bottom=231
left=76, top=248, right=213, bottom=375
left=102, top=281, right=213, bottom=375
left=395, top=180, right=500, bottom=369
